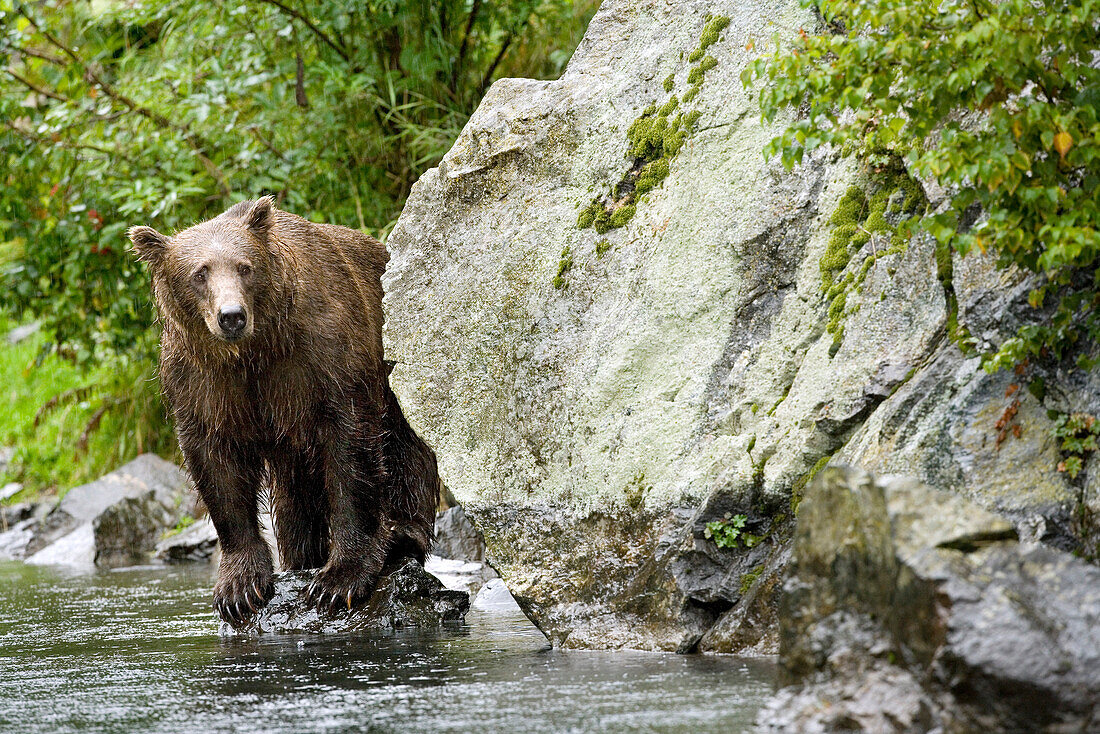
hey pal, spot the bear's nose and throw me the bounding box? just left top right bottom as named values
left=218, top=305, right=247, bottom=337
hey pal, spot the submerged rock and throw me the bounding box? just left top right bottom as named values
left=756, top=466, right=1100, bottom=733
left=155, top=517, right=219, bottom=563
left=25, top=454, right=193, bottom=567
left=220, top=558, right=470, bottom=636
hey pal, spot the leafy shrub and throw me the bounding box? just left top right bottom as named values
left=743, top=0, right=1100, bottom=371
left=0, top=0, right=597, bottom=490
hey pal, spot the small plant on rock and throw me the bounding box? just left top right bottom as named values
left=705, top=513, right=747, bottom=549
left=1053, top=412, right=1099, bottom=479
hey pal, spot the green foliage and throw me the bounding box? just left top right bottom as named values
left=576, top=15, right=727, bottom=234
left=0, top=0, right=595, bottom=487
left=704, top=513, right=747, bottom=549
left=744, top=0, right=1100, bottom=371
left=0, top=317, right=175, bottom=497
left=2, top=0, right=597, bottom=353
left=1052, top=412, right=1099, bottom=479
left=164, top=513, right=195, bottom=538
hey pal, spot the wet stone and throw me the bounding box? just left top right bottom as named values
left=155, top=517, right=218, bottom=563
left=432, top=505, right=485, bottom=562
left=220, top=558, right=470, bottom=636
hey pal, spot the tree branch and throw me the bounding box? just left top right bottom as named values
left=454, top=0, right=482, bottom=86
left=247, top=125, right=289, bottom=161
left=10, top=45, right=66, bottom=65
left=257, top=0, right=350, bottom=63
left=4, top=68, right=68, bottom=103
left=18, top=4, right=231, bottom=197
left=480, top=34, right=513, bottom=94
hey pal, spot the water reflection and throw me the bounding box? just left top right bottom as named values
left=0, top=561, right=775, bottom=733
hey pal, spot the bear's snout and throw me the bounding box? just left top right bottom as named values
left=217, top=304, right=248, bottom=340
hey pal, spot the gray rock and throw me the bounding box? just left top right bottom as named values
left=0, top=518, right=40, bottom=561
left=155, top=517, right=218, bottom=563
left=379, top=0, right=949, bottom=651
left=839, top=344, right=1085, bottom=551
left=92, top=494, right=175, bottom=568
left=432, top=505, right=484, bottom=561
left=5, top=321, right=40, bottom=345
left=220, top=558, right=469, bottom=636
left=0, top=482, right=22, bottom=502
left=0, top=502, right=48, bottom=560
left=26, top=523, right=96, bottom=567
left=25, top=454, right=193, bottom=567
left=1, top=500, right=39, bottom=529
left=0, top=447, right=13, bottom=476
left=757, top=466, right=1100, bottom=733
left=698, top=542, right=791, bottom=655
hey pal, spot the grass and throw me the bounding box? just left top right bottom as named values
left=0, top=315, right=176, bottom=502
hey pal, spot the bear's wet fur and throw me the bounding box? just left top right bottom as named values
left=129, top=197, right=438, bottom=626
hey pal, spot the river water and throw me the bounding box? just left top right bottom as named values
left=0, top=561, right=776, bottom=733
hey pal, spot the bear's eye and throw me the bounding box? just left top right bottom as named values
left=191, top=267, right=208, bottom=286
left=238, top=263, right=252, bottom=277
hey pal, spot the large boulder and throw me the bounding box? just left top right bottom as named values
left=382, top=0, right=1093, bottom=650
left=756, top=466, right=1100, bottom=733
left=220, top=558, right=470, bottom=636
left=24, top=454, right=193, bottom=567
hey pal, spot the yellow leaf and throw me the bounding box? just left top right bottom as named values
left=1012, top=119, right=1022, bottom=138
left=1053, top=131, right=1072, bottom=159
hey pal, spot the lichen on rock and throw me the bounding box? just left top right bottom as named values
left=382, top=0, right=1097, bottom=653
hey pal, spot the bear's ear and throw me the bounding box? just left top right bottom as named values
left=128, top=226, right=169, bottom=266
left=244, top=195, right=275, bottom=236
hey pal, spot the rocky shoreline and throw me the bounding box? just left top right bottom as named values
left=0, top=453, right=520, bottom=634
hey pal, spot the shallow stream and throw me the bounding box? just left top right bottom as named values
left=0, top=561, right=775, bottom=733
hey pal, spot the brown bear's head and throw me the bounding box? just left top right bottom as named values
left=129, top=197, right=277, bottom=346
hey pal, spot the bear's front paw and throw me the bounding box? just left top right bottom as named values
left=214, top=550, right=275, bottom=627
left=305, top=559, right=379, bottom=614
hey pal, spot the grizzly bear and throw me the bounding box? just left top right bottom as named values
left=128, top=197, right=438, bottom=625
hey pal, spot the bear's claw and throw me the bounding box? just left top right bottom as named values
left=303, top=561, right=378, bottom=616
left=213, top=565, right=275, bottom=627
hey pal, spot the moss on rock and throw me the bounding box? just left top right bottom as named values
left=552, top=246, right=574, bottom=289
left=820, top=165, right=929, bottom=355
left=575, top=14, right=730, bottom=237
